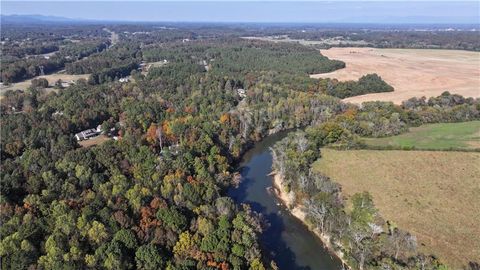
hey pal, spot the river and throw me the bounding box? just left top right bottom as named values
left=228, top=131, right=343, bottom=270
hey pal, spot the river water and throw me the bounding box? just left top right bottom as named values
left=228, top=131, right=343, bottom=270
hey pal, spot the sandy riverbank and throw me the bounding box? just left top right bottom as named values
left=271, top=173, right=350, bottom=269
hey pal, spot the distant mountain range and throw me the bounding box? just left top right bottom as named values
left=1, top=14, right=88, bottom=24
left=1, top=14, right=478, bottom=27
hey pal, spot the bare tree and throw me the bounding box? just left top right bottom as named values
left=228, top=135, right=235, bottom=151
left=271, top=146, right=287, bottom=178
left=389, top=229, right=417, bottom=261
left=156, top=126, right=164, bottom=151
left=351, top=230, right=372, bottom=270
left=305, top=198, right=328, bottom=233
left=298, top=174, right=309, bottom=191
left=295, top=133, right=309, bottom=153
left=368, top=222, right=383, bottom=238
left=238, top=110, right=252, bottom=139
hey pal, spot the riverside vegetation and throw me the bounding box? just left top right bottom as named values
left=271, top=93, right=479, bottom=269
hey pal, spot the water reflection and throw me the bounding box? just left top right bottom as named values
left=228, top=132, right=342, bottom=270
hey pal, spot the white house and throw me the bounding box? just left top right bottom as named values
left=237, top=88, right=246, bottom=98
left=119, top=77, right=130, bottom=83
left=75, top=128, right=101, bottom=141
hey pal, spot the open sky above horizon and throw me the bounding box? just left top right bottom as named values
left=1, top=1, right=479, bottom=24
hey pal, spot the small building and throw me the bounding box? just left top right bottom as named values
left=119, top=77, right=130, bottom=83
left=61, top=81, right=72, bottom=88
left=237, top=88, right=246, bottom=98
left=52, top=111, right=64, bottom=117
left=75, top=127, right=101, bottom=141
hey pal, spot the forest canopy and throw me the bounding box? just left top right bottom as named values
left=1, top=23, right=479, bottom=270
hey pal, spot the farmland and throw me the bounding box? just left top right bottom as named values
left=363, top=121, right=480, bottom=150
left=310, top=47, right=480, bottom=104
left=313, top=149, right=480, bottom=268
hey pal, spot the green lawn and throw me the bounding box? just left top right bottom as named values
left=363, top=121, right=480, bottom=150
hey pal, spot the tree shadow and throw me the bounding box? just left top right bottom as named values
left=227, top=165, right=252, bottom=203
left=248, top=201, right=312, bottom=270
left=229, top=169, right=309, bottom=269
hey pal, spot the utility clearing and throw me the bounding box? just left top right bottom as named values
left=310, top=47, right=480, bottom=104
left=313, top=149, right=480, bottom=268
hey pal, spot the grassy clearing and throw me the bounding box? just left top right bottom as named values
left=363, top=121, right=480, bottom=150
left=0, top=72, right=90, bottom=97
left=78, top=135, right=110, bottom=148
left=313, top=149, right=480, bottom=268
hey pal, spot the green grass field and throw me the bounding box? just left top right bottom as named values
left=363, top=121, right=480, bottom=150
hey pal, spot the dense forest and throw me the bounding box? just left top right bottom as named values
left=1, top=23, right=479, bottom=270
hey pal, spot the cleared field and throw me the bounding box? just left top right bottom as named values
left=310, top=47, right=480, bottom=104
left=141, top=61, right=168, bottom=75
left=313, top=149, right=480, bottom=268
left=364, top=121, right=480, bottom=150
left=0, top=72, right=90, bottom=96
left=78, top=135, right=111, bottom=148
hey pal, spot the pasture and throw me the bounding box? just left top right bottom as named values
left=313, top=149, right=480, bottom=268
left=310, top=47, right=480, bottom=104
left=363, top=121, right=480, bottom=150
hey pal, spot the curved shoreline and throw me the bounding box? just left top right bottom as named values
left=270, top=172, right=351, bottom=270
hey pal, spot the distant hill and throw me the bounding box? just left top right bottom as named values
left=0, top=14, right=84, bottom=24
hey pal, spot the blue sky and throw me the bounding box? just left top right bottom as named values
left=2, top=1, right=479, bottom=23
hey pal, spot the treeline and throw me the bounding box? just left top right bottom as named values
left=1, top=40, right=110, bottom=83
left=271, top=128, right=445, bottom=269
left=143, top=39, right=345, bottom=77
left=207, top=40, right=345, bottom=75
left=0, top=24, right=109, bottom=41
left=65, top=43, right=141, bottom=84
left=402, top=92, right=480, bottom=124
left=329, top=91, right=478, bottom=138
left=88, top=62, right=139, bottom=84
left=0, top=56, right=66, bottom=83
left=1, top=24, right=111, bottom=83
left=59, top=41, right=109, bottom=60
left=2, top=44, right=59, bottom=58
left=319, top=73, right=394, bottom=99
left=287, top=30, right=480, bottom=51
